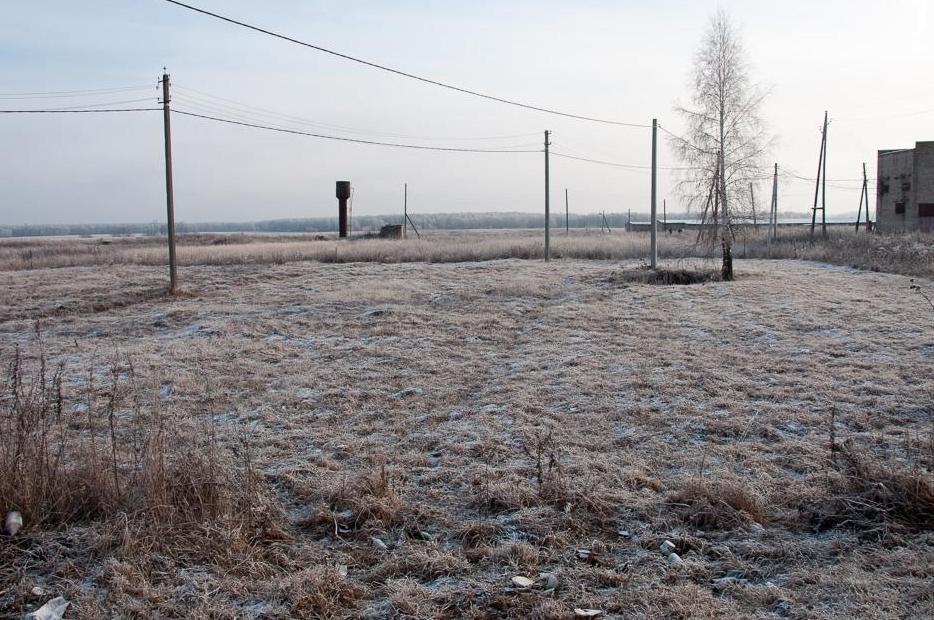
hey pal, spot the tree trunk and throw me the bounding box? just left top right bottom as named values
left=721, top=238, right=733, bottom=281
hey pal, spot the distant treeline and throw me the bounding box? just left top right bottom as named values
left=2, top=210, right=822, bottom=238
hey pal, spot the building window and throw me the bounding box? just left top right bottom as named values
left=901, top=181, right=911, bottom=192
left=895, top=202, right=906, bottom=215
left=920, top=204, right=934, bottom=218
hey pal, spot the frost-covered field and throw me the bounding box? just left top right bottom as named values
left=1, top=257, right=932, bottom=618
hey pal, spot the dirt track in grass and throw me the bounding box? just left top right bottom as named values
left=1, top=258, right=932, bottom=618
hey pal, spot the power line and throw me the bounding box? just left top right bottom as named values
left=551, top=151, right=688, bottom=171
left=835, top=107, right=934, bottom=124
left=782, top=170, right=875, bottom=184
left=172, top=87, right=541, bottom=142
left=0, top=108, right=161, bottom=114
left=161, top=0, right=650, bottom=128
left=2, top=98, right=158, bottom=112
left=172, top=108, right=543, bottom=153
left=0, top=85, right=154, bottom=100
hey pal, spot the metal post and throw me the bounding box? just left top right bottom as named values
left=863, top=162, right=871, bottom=230
left=544, top=130, right=551, bottom=261
left=161, top=71, right=177, bottom=294
left=650, top=118, right=658, bottom=268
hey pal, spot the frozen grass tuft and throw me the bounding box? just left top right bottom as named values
left=811, top=441, right=934, bottom=533
left=668, top=479, right=765, bottom=530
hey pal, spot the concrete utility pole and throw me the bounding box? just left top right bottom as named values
left=161, top=71, right=177, bottom=294
left=544, top=130, right=551, bottom=261
left=650, top=118, right=658, bottom=269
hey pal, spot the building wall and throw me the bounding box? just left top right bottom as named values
left=876, top=148, right=914, bottom=233
left=877, top=141, right=934, bottom=233
left=915, top=142, right=934, bottom=233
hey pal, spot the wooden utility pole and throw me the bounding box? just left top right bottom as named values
left=627, top=208, right=631, bottom=232
left=856, top=163, right=870, bottom=232
left=769, top=163, right=778, bottom=247
left=565, top=188, right=569, bottom=234
left=160, top=71, right=177, bottom=294
left=663, top=198, right=667, bottom=231
left=544, top=130, right=551, bottom=261
left=822, top=115, right=828, bottom=238
left=403, top=183, right=408, bottom=237
left=811, top=111, right=828, bottom=238
left=749, top=184, right=758, bottom=230
left=650, top=118, right=658, bottom=268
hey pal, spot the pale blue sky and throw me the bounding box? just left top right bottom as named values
left=1, top=0, right=931, bottom=225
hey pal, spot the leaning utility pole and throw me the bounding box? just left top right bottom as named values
left=160, top=71, right=177, bottom=294
left=856, top=163, right=871, bottom=232
left=811, top=111, right=828, bottom=239
left=650, top=118, right=658, bottom=268
left=544, top=130, right=551, bottom=261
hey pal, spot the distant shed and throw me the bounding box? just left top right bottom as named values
left=379, top=224, right=406, bottom=239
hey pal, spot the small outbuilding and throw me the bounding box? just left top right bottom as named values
left=378, top=224, right=406, bottom=239
left=876, top=141, right=934, bottom=233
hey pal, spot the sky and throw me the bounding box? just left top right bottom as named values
left=1, top=0, right=932, bottom=226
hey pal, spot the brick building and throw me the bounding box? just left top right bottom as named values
left=876, top=141, right=934, bottom=233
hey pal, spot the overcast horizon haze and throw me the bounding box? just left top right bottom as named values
left=1, top=0, right=932, bottom=226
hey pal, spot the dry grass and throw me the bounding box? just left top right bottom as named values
left=742, top=229, right=934, bottom=278
left=1, top=255, right=932, bottom=617
left=606, top=267, right=723, bottom=286
left=0, top=337, right=292, bottom=617
left=2, top=228, right=931, bottom=280
left=0, top=230, right=687, bottom=272
left=810, top=441, right=934, bottom=533
left=0, top=343, right=256, bottom=530
left=668, top=479, right=765, bottom=530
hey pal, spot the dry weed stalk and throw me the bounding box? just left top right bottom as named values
left=0, top=340, right=273, bottom=539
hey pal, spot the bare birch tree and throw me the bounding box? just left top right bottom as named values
left=668, top=10, right=769, bottom=280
